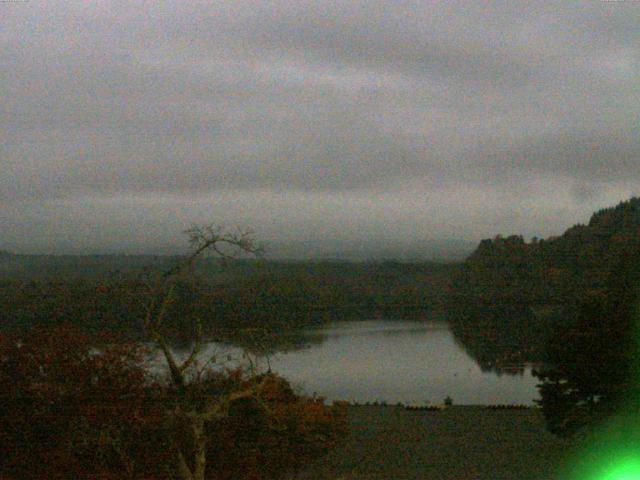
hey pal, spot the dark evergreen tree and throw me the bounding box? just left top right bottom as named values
left=534, top=247, right=640, bottom=436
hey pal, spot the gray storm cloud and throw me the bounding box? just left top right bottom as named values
left=1, top=0, right=639, bottom=254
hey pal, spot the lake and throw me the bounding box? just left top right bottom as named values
left=176, top=319, right=541, bottom=405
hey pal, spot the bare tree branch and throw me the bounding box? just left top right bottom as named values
left=135, top=223, right=265, bottom=480
left=179, top=320, right=203, bottom=374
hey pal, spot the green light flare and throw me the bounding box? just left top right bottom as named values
left=561, top=410, right=640, bottom=480
left=597, top=456, right=640, bottom=480
left=557, top=269, right=640, bottom=479
left=568, top=452, right=631, bottom=480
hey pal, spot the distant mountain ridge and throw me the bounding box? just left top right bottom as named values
left=0, top=238, right=475, bottom=265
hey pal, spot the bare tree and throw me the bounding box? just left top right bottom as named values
left=139, top=224, right=266, bottom=480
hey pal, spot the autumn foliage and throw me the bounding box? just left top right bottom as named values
left=199, top=373, right=347, bottom=480
left=0, top=324, right=347, bottom=479
left=0, top=324, right=168, bottom=479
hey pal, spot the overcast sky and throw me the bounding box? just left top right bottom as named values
left=2, top=0, right=639, bottom=255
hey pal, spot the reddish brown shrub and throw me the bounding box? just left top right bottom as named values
left=0, top=324, right=168, bottom=479
left=0, top=326, right=347, bottom=479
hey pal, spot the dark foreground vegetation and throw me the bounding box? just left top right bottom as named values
left=0, top=324, right=347, bottom=479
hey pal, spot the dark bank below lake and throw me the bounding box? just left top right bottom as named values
left=296, top=405, right=569, bottom=480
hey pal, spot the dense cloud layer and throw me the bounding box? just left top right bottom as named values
left=1, top=1, right=639, bottom=254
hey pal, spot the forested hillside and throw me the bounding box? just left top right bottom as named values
left=0, top=257, right=455, bottom=352
left=448, top=197, right=640, bottom=370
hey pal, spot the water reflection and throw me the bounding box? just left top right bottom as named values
left=448, top=305, right=549, bottom=375
left=272, top=320, right=539, bottom=405
left=161, top=319, right=541, bottom=405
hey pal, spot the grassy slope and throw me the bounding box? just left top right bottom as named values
left=297, top=406, right=570, bottom=480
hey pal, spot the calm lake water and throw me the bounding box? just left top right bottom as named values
left=173, top=319, right=541, bottom=405
left=266, top=320, right=540, bottom=405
